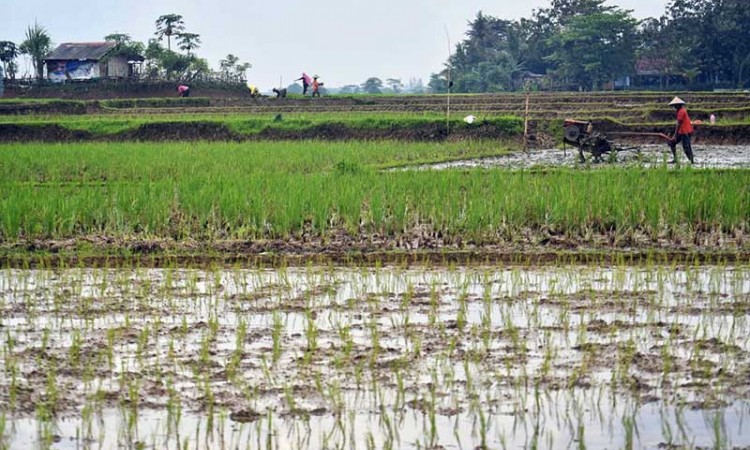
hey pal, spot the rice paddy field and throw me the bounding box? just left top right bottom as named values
left=1, top=92, right=749, bottom=449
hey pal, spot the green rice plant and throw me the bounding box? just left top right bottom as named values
left=271, top=311, right=284, bottom=365
left=1, top=141, right=748, bottom=245
left=303, top=310, right=318, bottom=364
left=69, top=328, right=82, bottom=369
left=0, top=412, right=7, bottom=450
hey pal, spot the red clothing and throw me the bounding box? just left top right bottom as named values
left=676, top=107, right=693, bottom=135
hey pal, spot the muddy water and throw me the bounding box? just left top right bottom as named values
left=1, top=265, right=749, bottom=449
left=413, top=145, right=750, bottom=170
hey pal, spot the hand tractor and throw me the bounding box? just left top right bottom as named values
left=562, top=119, right=672, bottom=163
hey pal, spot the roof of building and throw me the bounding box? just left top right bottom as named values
left=45, top=42, right=117, bottom=61
left=635, top=58, right=670, bottom=76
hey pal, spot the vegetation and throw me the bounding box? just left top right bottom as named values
left=0, top=111, right=524, bottom=138
left=153, top=14, right=185, bottom=52
left=3, top=14, right=250, bottom=84
left=0, top=141, right=746, bottom=243
left=433, top=0, right=750, bottom=92
left=19, top=21, right=52, bottom=81
left=0, top=41, right=19, bottom=80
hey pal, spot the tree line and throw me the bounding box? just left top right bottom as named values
left=0, top=15, right=251, bottom=83
left=429, top=0, right=750, bottom=93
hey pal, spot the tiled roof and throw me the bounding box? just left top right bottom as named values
left=635, top=58, right=670, bottom=75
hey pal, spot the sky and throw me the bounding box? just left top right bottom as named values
left=5, top=0, right=670, bottom=89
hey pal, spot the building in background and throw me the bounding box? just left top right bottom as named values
left=45, top=42, right=143, bottom=82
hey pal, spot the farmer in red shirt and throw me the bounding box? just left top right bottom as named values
left=668, top=97, right=694, bottom=164
left=311, top=75, right=323, bottom=97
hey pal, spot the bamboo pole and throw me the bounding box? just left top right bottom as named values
left=523, top=82, right=531, bottom=154
left=445, top=26, right=452, bottom=139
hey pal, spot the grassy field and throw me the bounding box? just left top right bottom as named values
left=1, top=141, right=747, bottom=247
left=0, top=112, right=524, bottom=137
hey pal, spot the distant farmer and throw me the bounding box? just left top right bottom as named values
left=247, top=84, right=261, bottom=98
left=177, top=85, right=190, bottom=98
left=668, top=97, right=694, bottom=164
left=311, top=75, right=324, bottom=97
left=272, top=87, right=287, bottom=98
left=295, top=72, right=312, bottom=95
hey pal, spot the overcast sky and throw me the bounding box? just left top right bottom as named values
left=5, top=0, right=669, bottom=89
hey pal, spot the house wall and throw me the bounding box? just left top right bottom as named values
left=106, top=56, right=129, bottom=78
left=47, top=60, right=101, bottom=82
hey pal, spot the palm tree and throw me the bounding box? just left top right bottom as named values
left=176, top=33, right=201, bottom=57
left=20, top=22, right=52, bottom=80
left=154, top=14, right=185, bottom=51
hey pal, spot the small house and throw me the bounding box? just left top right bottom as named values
left=45, top=42, right=142, bottom=82
left=632, top=58, right=676, bottom=87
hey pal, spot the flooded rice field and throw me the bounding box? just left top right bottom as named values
left=415, top=145, right=750, bottom=170
left=1, top=264, right=749, bottom=449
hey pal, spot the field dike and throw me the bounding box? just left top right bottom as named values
left=0, top=121, right=523, bottom=142
left=2, top=227, right=748, bottom=269
left=3, top=120, right=750, bottom=143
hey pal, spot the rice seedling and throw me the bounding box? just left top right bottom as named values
left=0, top=263, right=748, bottom=448
left=1, top=141, right=747, bottom=248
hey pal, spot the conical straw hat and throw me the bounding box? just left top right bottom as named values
left=669, top=97, right=686, bottom=106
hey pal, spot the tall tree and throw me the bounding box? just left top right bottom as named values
left=20, top=22, right=52, bottom=80
left=0, top=41, right=19, bottom=79
left=154, top=14, right=185, bottom=51
left=176, top=33, right=201, bottom=56
left=218, top=54, right=251, bottom=81
left=219, top=54, right=239, bottom=76
left=443, top=12, right=528, bottom=93
left=104, top=33, right=131, bottom=44
left=361, top=77, right=383, bottom=94
left=545, top=9, right=639, bottom=90
left=385, top=78, right=403, bottom=93
left=104, top=33, right=145, bottom=62
left=428, top=72, right=450, bottom=93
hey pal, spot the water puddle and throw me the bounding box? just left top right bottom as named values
left=1, top=265, right=749, bottom=449
left=407, top=145, right=750, bottom=170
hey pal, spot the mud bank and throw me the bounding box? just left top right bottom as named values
left=0, top=121, right=750, bottom=144
left=411, top=145, right=750, bottom=170
left=1, top=230, right=748, bottom=269
left=0, top=121, right=521, bottom=142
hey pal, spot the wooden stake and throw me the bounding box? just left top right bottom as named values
left=523, top=82, right=531, bottom=154
left=445, top=26, right=452, bottom=139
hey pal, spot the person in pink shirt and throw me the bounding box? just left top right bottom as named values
left=295, top=72, right=311, bottom=95
left=177, top=85, right=190, bottom=97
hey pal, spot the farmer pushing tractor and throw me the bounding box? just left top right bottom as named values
left=562, top=96, right=702, bottom=164
left=668, top=97, right=695, bottom=164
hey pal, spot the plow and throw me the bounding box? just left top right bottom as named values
left=562, top=119, right=672, bottom=163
